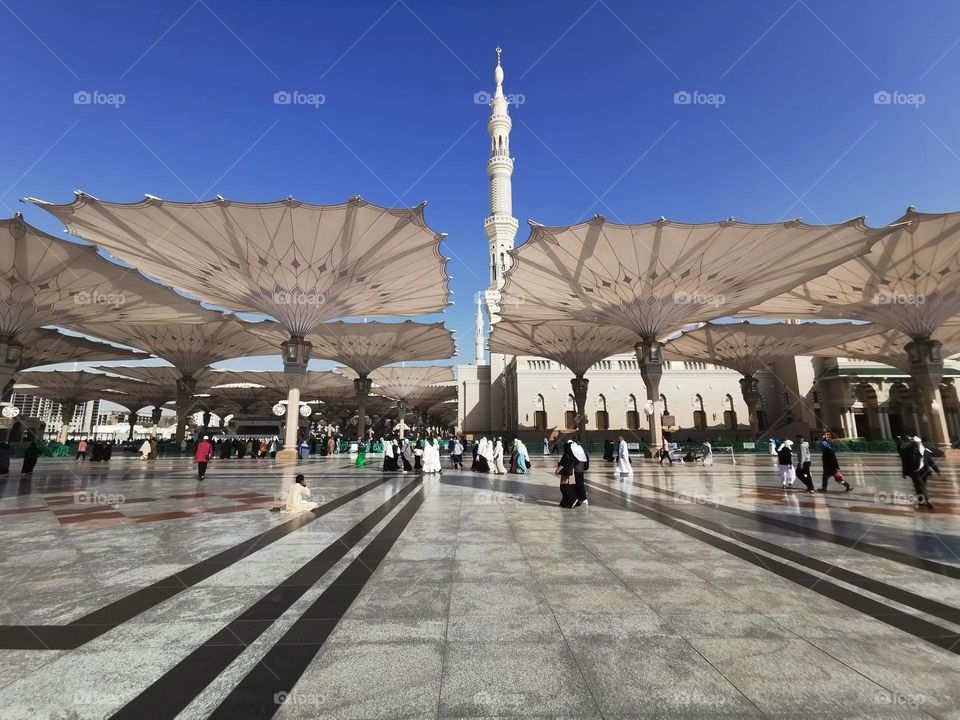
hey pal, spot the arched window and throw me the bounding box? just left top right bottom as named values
left=626, top=393, right=639, bottom=430
left=534, top=394, right=547, bottom=430
left=596, top=393, right=609, bottom=430
left=693, top=393, right=706, bottom=429
left=722, top=393, right=737, bottom=429
left=659, top=394, right=669, bottom=415
left=564, top=394, right=576, bottom=430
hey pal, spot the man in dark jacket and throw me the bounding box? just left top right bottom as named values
left=819, top=435, right=851, bottom=492
left=901, top=436, right=940, bottom=509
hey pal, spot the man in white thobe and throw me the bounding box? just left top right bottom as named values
left=615, top=435, right=633, bottom=476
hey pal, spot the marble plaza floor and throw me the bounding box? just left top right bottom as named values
left=0, top=450, right=959, bottom=719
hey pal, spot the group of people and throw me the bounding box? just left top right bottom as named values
left=381, top=437, right=444, bottom=474
left=773, top=435, right=852, bottom=495
left=468, top=437, right=530, bottom=474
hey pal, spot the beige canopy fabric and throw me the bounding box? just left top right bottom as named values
left=665, top=321, right=880, bottom=377
left=339, top=365, right=455, bottom=402
left=498, top=216, right=893, bottom=339
left=13, top=369, right=132, bottom=403
left=739, top=208, right=960, bottom=339
left=14, top=328, right=146, bottom=372
left=199, top=385, right=281, bottom=414
left=812, top=317, right=960, bottom=372
left=93, top=365, right=217, bottom=391
left=405, top=383, right=457, bottom=410
left=269, top=320, right=456, bottom=377
left=488, top=320, right=638, bottom=377
left=30, top=194, right=451, bottom=336
left=0, top=214, right=210, bottom=339
left=74, top=317, right=283, bottom=377
left=101, top=378, right=176, bottom=414
left=210, top=370, right=355, bottom=400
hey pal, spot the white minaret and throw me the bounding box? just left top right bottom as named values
left=475, top=294, right=485, bottom=364
left=483, top=46, right=519, bottom=323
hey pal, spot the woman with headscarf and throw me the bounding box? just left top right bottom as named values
left=423, top=438, right=443, bottom=474
left=21, top=440, right=40, bottom=475
left=219, top=438, right=232, bottom=459
left=616, top=435, right=633, bottom=477
left=475, top=438, right=491, bottom=473
left=400, top=438, right=414, bottom=473
left=556, top=440, right=581, bottom=507
left=514, top=439, right=528, bottom=473
left=470, top=438, right=480, bottom=470
left=570, top=440, right=589, bottom=506
left=382, top=437, right=397, bottom=471
left=492, top=438, right=507, bottom=474
left=413, top=437, right=424, bottom=471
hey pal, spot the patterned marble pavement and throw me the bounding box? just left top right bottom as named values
left=0, top=451, right=957, bottom=719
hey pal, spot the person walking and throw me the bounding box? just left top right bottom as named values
left=903, top=436, right=940, bottom=509
left=794, top=435, right=814, bottom=494
left=139, top=439, right=151, bottom=460
left=658, top=439, right=670, bottom=465
left=514, top=439, right=528, bottom=473
left=556, top=441, right=580, bottom=508
left=492, top=438, right=507, bottom=474
left=195, top=435, right=214, bottom=481
left=776, top=439, right=796, bottom=489
left=21, top=440, right=40, bottom=475
left=615, top=435, right=633, bottom=477
left=451, top=437, right=464, bottom=470
left=75, top=438, right=88, bottom=461
left=566, top=440, right=590, bottom=507
left=818, top=435, right=851, bottom=492
left=400, top=439, right=414, bottom=473
left=0, top=440, right=11, bottom=475
left=702, top=440, right=714, bottom=467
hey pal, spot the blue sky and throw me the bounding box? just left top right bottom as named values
left=3, top=0, right=960, bottom=373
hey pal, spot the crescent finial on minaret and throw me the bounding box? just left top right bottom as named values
left=496, top=47, right=502, bottom=65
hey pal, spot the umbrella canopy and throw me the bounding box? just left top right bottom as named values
left=0, top=213, right=209, bottom=339
left=74, top=317, right=283, bottom=377
left=738, top=208, right=960, bottom=339
left=488, top=320, right=638, bottom=377
left=271, top=320, right=455, bottom=377
left=340, top=365, right=455, bottom=402
left=665, top=321, right=880, bottom=377
left=13, top=328, right=147, bottom=373
left=30, top=194, right=451, bottom=336
left=498, top=215, right=893, bottom=339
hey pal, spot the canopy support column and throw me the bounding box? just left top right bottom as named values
left=57, top=399, right=78, bottom=444
left=150, top=406, right=163, bottom=438
left=128, top=414, right=137, bottom=441
left=354, top=376, right=372, bottom=467
left=397, top=401, right=408, bottom=439
left=570, top=375, right=589, bottom=441
left=906, top=339, right=951, bottom=452
left=174, top=376, right=198, bottom=444
left=277, top=335, right=312, bottom=463
left=739, top=375, right=762, bottom=439
left=636, top=340, right=664, bottom=454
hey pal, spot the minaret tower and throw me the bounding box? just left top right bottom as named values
left=483, top=47, right=519, bottom=323
left=475, top=293, right=485, bottom=364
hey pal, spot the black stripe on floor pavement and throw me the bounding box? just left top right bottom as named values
left=209, top=484, right=427, bottom=719
left=631, top=479, right=960, bottom=579
left=0, top=476, right=394, bottom=650
left=109, top=477, right=424, bottom=720
left=588, top=482, right=960, bottom=654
